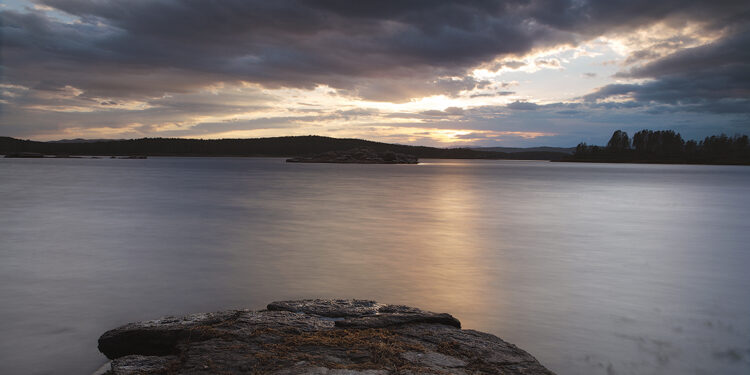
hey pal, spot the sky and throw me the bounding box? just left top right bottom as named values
left=1, top=0, right=748, bottom=147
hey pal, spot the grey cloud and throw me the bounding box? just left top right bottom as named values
left=556, top=109, right=583, bottom=115
left=453, top=132, right=492, bottom=140
left=507, top=101, right=539, bottom=110
left=334, top=108, right=381, bottom=117
left=624, top=49, right=662, bottom=65
left=585, top=25, right=750, bottom=113
left=348, top=75, right=491, bottom=102
left=420, top=107, right=465, bottom=117
left=158, top=117, right=306, bottom=138
left=5, top=0, right=746, bottom=104
left=485, top=60, right=527, bottom=71
left=622, top=35, right=699, bottom=65
left=470, top=91, right=515, bottom=98
left=5, top=1, right=542, bottom=101
left=618, top=28, right=750, bottom=79
left=535, top=59, right=561, bottom=68
left=0, top=83, right=275, bottom=139
left=528, top=0, right=747, bottom=35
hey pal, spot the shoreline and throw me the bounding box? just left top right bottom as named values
left=555, top=159, right=750, bottom=166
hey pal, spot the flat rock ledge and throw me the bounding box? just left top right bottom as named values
left=98, top=299, right=554, bottom=375
left=286, top=148, right=418, bottom=164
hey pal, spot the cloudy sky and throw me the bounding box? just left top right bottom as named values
left=1, top=0, right=748, bottom=146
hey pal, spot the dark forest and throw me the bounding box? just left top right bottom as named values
left=566, top=130, right=750, bottom=165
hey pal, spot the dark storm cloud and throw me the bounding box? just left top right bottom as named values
left=4, top=0, right=747, bottom=103
left=585, top=25, right=750, bottom=113
left=618, top=26, right=750, bottom=79
left=4, top=0, right=554, bottom=100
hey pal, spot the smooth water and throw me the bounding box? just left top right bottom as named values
left=1, top=158, right=749, bottom=375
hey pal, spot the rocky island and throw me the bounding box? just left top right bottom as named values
left=97, top=299, right=554, bottom=374
left=286, top=148, right=418, bottom=164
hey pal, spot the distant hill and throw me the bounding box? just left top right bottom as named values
left=0, top=136, right=570, bottom=160
left=473, top=146, right=575, bottom=154
left=47, top=138, right=126, bottom=143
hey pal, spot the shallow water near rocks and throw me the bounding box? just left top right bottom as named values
left=1, top=157, right=749, bottom=375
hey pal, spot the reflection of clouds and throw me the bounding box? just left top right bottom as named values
left=222, top=162, right=497, bottom=319
left=396, top=167, right=493, bottom=312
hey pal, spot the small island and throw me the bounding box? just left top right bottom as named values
left=96, top=299, right=553, bottom=374
left=287, top=148, right=418, bottom=164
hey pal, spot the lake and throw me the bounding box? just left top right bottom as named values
left=1, top=158, right=749, bottom=375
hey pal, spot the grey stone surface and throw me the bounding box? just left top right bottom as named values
left=268, top=299, right=461, bottom=329
left=401, top=351, right=467, bottom=368
left=267, top=299, right=384, bottom=317
left=98, top=299, right=554, bottom=374
left=109, top=355, right=177, bottom=375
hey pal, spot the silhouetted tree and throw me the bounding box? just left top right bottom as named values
left=684, top=140, right=698, bottom=160
left=632, top=129, right=684, bottom=159
left=606, top=130, right=631, bottom=152
left=575, top=142, right=590, bottom=157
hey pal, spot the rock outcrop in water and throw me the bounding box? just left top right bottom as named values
left=286, top=148, right=418, bottom=164
left=4, top=152, right=45, bottom=158
left=97, top=299, right=554, bottom=374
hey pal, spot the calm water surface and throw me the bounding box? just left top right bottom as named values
left=1, top=158, right=749, bottom=375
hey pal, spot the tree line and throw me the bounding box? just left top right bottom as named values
left=569, top=130, right=750, bottom=165
left=0, top=135, right=569, bottom=160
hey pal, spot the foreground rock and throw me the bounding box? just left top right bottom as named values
left=98, top=299, right=554, bottom=374
left=286, top=148, right=418, bottom=164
